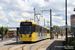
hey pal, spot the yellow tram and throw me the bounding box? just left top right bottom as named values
left=19, top=20, right=50, bottom=42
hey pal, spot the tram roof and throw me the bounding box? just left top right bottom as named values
left=21, top=20, right=37, bottom=25
left=20, top=20, right=49, bottom=30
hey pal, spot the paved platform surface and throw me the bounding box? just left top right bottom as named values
left=0, top=38, right=12, bottom=42
left=0, top=35, right=71, bottom=50
left=38, top=36, right=65, bottom=50
left=0, top=37, right=19, bottom=42
left=0, top=37, right=20, bottom=50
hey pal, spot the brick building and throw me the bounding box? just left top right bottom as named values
left=71, top=14, right=75, bottom=33
left=8, top=29, right=17, bottom=37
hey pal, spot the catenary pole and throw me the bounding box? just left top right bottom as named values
left=50, top=9, right=53, bottom=39
left=65, top=0, right=68, bottom=45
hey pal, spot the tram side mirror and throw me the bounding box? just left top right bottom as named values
left=17, top=27, right=19, bottom=30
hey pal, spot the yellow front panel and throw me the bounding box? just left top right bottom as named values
left=47, top=33, right=49, bottom=38
left=20, top=34, right=32, bottom=41
left=31, top=32, right=37, bottom=42
left=20, top=32, right=37, bottom=42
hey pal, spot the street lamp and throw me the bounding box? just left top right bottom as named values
left=33, top=8, right=35, bottom=22
left=1, top=26, right=3, bottom=40
left=7, top=23, right=9, bottom=28
left=65, top=0, right=68, bottom=45
left=44, top=19, right=45, bottom=26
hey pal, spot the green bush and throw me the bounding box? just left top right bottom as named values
left=67, top=37, right=75, bottom=45
left=64, top=37, right=75, bottom=50
left=5, top=28, right=9, bottom=35
left=0, top=27, right=5, bottom=35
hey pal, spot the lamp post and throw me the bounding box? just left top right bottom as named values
left=44, top=19, right=45, bottom=26
left=33, top=8, right=35, bottom=22
left=7, top=23, right=9, bottom=28
left=50, top=9, right=52, bottom=33
left=65, top=0, right=68, bottom=45
left=1, top=26, right=3, bottom=40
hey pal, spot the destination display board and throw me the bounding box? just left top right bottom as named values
left=21, top=22, right=32, bottom=26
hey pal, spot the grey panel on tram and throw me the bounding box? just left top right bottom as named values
left=35, top=25, right=48, bottom=41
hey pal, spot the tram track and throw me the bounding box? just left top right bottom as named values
left=1, top=43, right=27, bottom=50
left=1, top=43, right=33, bottom=50
left=28, top=40, right=51, bottom=50
left=21, top=39, right=51, bottom=50
left=1, top=44, right=20, bottom=50
left=35, top=40, right=52, bottom=50
left=15, top=44, right=32, bottom=50
left=1, top=39, right=52, bottom=50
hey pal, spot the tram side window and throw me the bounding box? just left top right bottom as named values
left=47, top=30, right=49, bottom=33
left=40, top=26, right=42, bottom=36
left=46, top=29, right=47, bottom=36
left=44, top=28, right=46, bottom=36
left=31, top=25, right=34, bottom=32
left=43, top=28, right=45, bottom=36
left=45, top=29, right=47, bottom=36
left=41, top=27, right=43, bottom=36
left=40, top=27, right=42, bottom=32
left=33, top=25, right=35, bottom=32
left=42, top=27, right=44, bottom=36
left=35, top=25, right=38, bottom=32
left=35, top=25, right=40, bottom=36
left=45, top=28, right=46, bottom=36
left=38, top=25, right=40, bottom=37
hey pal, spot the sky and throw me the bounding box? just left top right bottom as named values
left=0, top=0, right=75, bottom=27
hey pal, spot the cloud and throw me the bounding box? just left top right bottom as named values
left=22, top=12, right=33, bottom=18
left=0, top=0, right=75, bottom=27
left=0, top=24, right=2, bottom=27
left=73, top=2, right=75, bottom=5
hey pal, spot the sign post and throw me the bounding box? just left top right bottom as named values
left=1, top=26, right=3, bottom=40
left=56, top=28, right=59, bottom=38
left=16, top=27, right=19, bottom=43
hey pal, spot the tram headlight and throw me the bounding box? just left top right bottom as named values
left=21, top=35, right=22, bottom=37
left=29, top=34, right=31, bottom=37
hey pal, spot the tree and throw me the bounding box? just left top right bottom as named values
left=5, top=28, right=9, bottom=38
left=53, top=25, right=60, bottom=30
left=5, top=28, right=9, bottom=35
left=0, top=27, right=5, bottom=35
left=59, top=28, right=63, bottom=30
left=67, top=28, right=71, bottom=32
